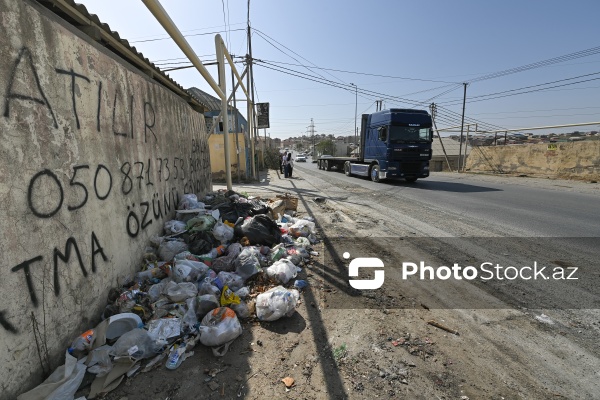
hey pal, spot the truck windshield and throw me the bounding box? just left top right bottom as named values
left=389, top=126, right=430, bottom=142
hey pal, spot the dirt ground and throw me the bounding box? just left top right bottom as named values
left=84, top=168, right=599, bottom=400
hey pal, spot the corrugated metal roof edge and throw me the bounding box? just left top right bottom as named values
left=35, top=0, right=209, bottom=112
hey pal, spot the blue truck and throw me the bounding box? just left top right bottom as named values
left=317, top=108, right=434, bottom=182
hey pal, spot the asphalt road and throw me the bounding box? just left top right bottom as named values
left=295, top=157, right=600, bottom=238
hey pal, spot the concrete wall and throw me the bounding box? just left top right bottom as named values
left=209, top=132, right=247, bottom=180
left=0, top=1, right=211, bottom=397
left=465, top=142, right=600, bottom=180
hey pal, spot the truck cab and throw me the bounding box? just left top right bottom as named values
left=361, top=109, right=433, bottom=182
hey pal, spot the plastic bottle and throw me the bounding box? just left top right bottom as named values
left=165, top=344, right=186, bottom=370
left=68, top=329, right=94, bottom=355
left=201, top=245, right=226, bottom=259
left=135, top=267, right=167, bottom=281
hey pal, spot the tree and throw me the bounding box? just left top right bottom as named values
left=316, top=139, right=334, bottom=155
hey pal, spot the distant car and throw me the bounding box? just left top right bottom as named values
left=295, top=155, right=307, bottom=162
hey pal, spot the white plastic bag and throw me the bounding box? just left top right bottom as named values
left=17, top=351, right=86, bottom=400
left=164, top=220, right=187, bottom=235
left=288, top=219, right=316, bottom=238
left=165, top=281, right=198, bottom=302
left=199, top=307, right=242, bottom=355
left=112, top=328, right=159, bottom=360
left=255, top=286, right=299, bottom=321
left=173, top=259, right=209, bottom=283
left=265, top=259, right=297, bottom=284
left=158, top=240, right=188, bottom=261
left=147, top=318, right=182, bottom=343
left=212, top=221, right=234, bottom=244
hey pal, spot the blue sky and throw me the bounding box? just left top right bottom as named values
left=77, top=0, right=600, bottom=138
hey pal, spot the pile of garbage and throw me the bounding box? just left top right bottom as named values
left=18, top=191, right=317, bottom=400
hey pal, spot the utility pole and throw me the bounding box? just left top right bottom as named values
left=308, top=118, right=316, bottom=157
left=458, top=82, right=468, bottom=172
left=350, top=83, right=357, bottom=148
left=247, top=0, right=258, bottom=178
left=430, top=103, right=452, bottom=172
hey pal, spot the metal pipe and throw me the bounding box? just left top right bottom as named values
left=141, top=0, right=224, bottom=99
left=215, top=34, right=232, bottom=191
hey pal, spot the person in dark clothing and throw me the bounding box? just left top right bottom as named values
left=286, top=152, right=293, bottom=178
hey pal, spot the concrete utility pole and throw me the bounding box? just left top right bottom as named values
left=231, top=69, right=241, bottom=183
left=308, top=118, right=316, bottom=157
left=430, top=103, right=452, bottom=172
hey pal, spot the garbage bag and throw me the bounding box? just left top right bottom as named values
left=265, top=259, right=297, bottom=284
left=164, top=220, right=187, bottom=235
left=234, top=247, right=262, bottom=281
left=173, top=259, right=209, bottom=283
left=288, top=219, right=316, bottom=238
left=220, top=285, right=241, bottom=306
left=231, top=301, right=251, bottom=319
left=17, top=350, right=86, bottom=400
left=196, top=293, right=220, bottom=319
left=255, top=286, right=300, bottom=322
left=165, top=281, right=198, bottom=302
left=112, top=328, right=159, bottom=359
left=213, top=271, right=245, bottom=292
left=248, top=199, right=270, bottom=216
left=178, top=194, right=204, bottom=210
left=186, top=215, right=216, bottom=233
left=85, top=345, right=113, bottom=377
left=217, top=201, right=253, bottom=223
left=212, top=221, right=234, bottom=244
left=146, top=318, right=181, bottom=343
left=158, top=240, right=188, bottom=261
left=234, top=286, right=250, bottom=299
left=198, top=279, right=221, bottom=297
left=234, top=214, right=281, bottom=246
left=148, top=280, right=168, bottom=301
left=199, top=307, right=242, bottom=349
left=212, top=243, right=243, bottom=272
left=187, top=231, right=217, bottom=256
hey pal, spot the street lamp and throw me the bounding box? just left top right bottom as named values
left=350, top=83, right=357, bottom=146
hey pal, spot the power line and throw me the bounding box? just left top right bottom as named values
left=249, top=58, right=460, bottom=84
left=130, top=28, right=245, bottom=43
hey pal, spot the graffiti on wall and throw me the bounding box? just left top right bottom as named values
left=1, top=46, right=210, bottom=334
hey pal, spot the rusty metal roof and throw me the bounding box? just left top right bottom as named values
left=36, top=0, right=209, bottom=112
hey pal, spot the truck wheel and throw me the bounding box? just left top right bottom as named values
left=318, top=161, right=322, bottom=170
left=405, top=177, right=418, bottom=183
left=370, top=165, right=380, bottom=182
left=325, top=160, right=331, bottom=171
left=344, top=162, right=352, bottom=176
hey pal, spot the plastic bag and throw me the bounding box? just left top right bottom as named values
left=234, top=286, right=250, bottom=299
left=255, top=286, right=300, bottom=321
left=173, top=259, right=209, bottom=283
left=288, top=220, right=316, bottom=238
left=269, top=244, right=287, bottom=262
left=187, top=215, right=216, bottom=233
left=198, top=279, right=221, bottom=297
left=86, top=345, right=113, bottom=377
left=265, top=259, right=297, bottom=284
left=294, top=237, right=311, bottom=248
left=212, top=221, right=234, bottom=244
left=17, top=350, right=86, bottom=400
left=213, top=271, right=244, bottom=292
left=148, top=280, right=168, bottom=301
left=231, top=301, right=250, bottom=319
left=147, top=318, right=182, bottom=343
left=178, top=194, right=204, bottom=210
left=220, top=285, right=241, bottom=306
left=234, top=247, right=262, bottom=281
left=211, top=243, right=242, bottom=272
left=234, top=214, right=282, bottom=246
left=196, top=294, right=220, bottom=319
left=112, top=329, right=159, bottom=359
left=158, top=240, right=188, bottom=261
left=199, top=307, right=242, bottom=349
left=165, top=281, right=198, bottom=302
left=164, top=220, right=187, bottom=235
